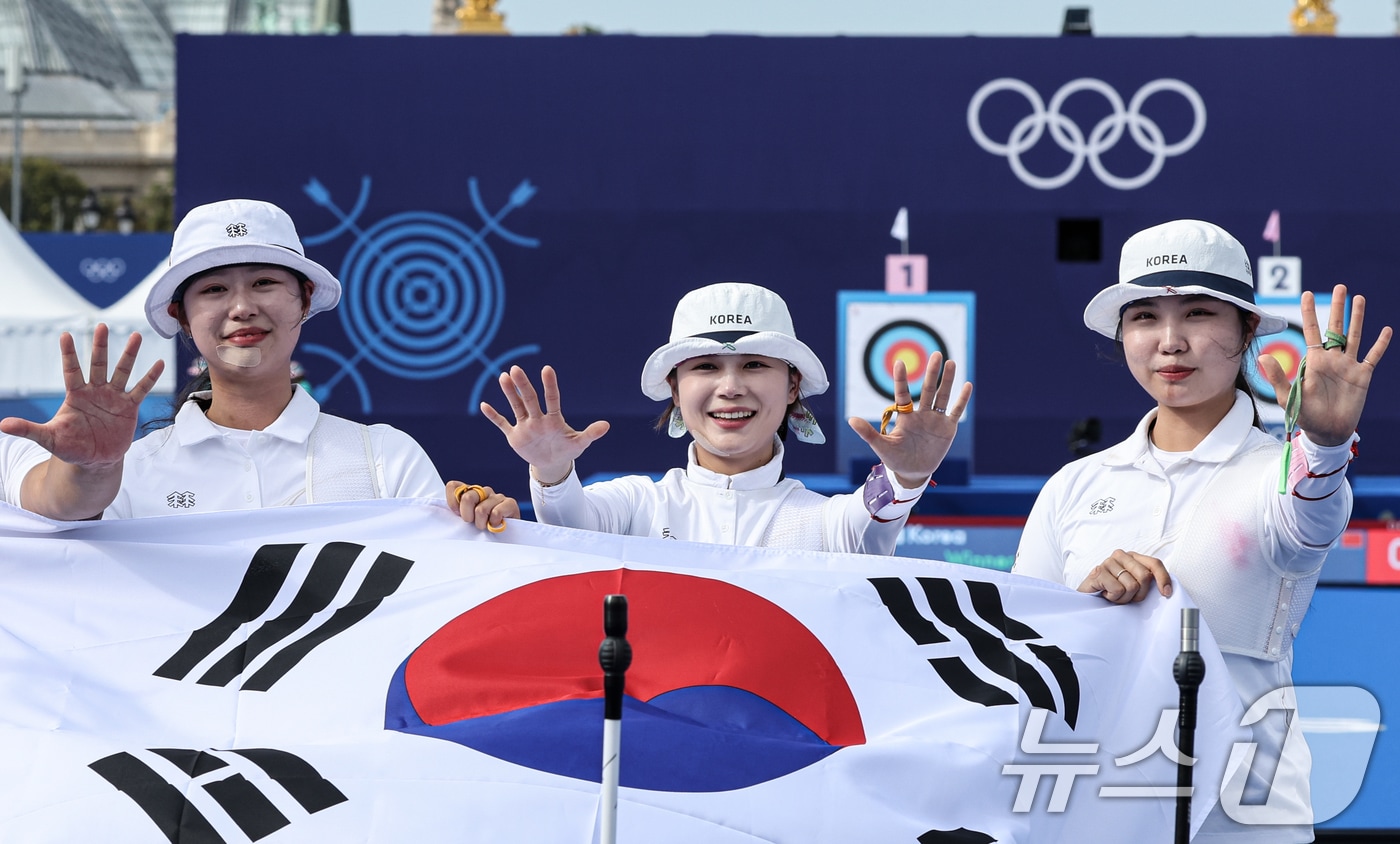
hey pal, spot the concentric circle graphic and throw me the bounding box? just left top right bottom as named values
left=862, top=320, right=948, bottom=401
left=1247, top=324, right=1306, bottom=403
left=299, top=176, right=541, bottom=412
left=339, top=212, right=505, bottom=379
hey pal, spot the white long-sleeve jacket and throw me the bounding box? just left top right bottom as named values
left=531, top=437, right=925, bottom=554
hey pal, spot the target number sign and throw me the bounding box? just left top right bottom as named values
left=1256, top=256, right=1302, bottom=302
left=885, top=255, right=928, bottom=294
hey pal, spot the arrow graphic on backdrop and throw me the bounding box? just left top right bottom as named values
left=298, top=176, right=541, bottom=414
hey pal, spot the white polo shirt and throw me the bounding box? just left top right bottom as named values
left=531, top=437, right=923, bottom=554
left=1014, top=391, right=1353, bottom=841
left=0, top=434, right=48, bottom=508
left=106, top=389, right=443, bottom=519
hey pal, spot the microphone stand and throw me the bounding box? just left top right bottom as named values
left=1173, top=607, right=1204, bottom=844
left=598, top=594, right=631, bottom=844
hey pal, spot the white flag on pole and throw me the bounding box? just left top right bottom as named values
left=890, top=207, right=909, bottom=242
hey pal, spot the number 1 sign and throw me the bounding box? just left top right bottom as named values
left=885, top=254, right=928, bottom=294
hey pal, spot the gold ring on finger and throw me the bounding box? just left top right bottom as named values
left=455, top=484, right=487, bottom=506
left=878, top=401, right=916, bottom=434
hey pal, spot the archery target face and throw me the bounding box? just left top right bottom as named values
left=842, top=297, right=972, bottom=424
left=864, top=321, right=947, bottom=402
left=1246, top=298, right=1343, bottom=426
left=1247, top=325, right=1306, bottom=405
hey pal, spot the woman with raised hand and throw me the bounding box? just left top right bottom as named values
left=1013, top=219, right=1391, bottom=841
left=454, top=281, right=970, bottom=552
left=1, top=325, right=163, bottom=519
left=107, top=198, right=515, bottom=528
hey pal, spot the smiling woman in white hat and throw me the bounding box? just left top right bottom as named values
left=105, top=198, right=514, bottom=529
left=459, top=281, right=971, bottom=553
left=1013, top=219, right=1391, bottom=841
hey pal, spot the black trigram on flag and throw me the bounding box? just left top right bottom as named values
left=89, top=747, right=346, bottom=843
left=871, top=576, right=1081, bottom=728
left=917, top=828, right=996, bottom=844
left=155, top=541, right=413, bottom=691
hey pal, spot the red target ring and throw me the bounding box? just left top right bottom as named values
left=1246, top=325, right=1306, bottom=403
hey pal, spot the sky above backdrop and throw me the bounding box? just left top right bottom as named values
left=350, top=0, right=1397, bottom=36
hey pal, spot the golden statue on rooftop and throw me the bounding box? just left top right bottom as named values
left=1290, top=0, right=1337, bottom=35
left=458, top=0, right=509, bottom=35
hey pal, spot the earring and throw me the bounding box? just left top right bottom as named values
left=787, top=406, right=826, bottom=444
left=667, top=406, right=688, bottom=438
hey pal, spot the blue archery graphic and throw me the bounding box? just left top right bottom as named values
left=298, top=176, right=540, bottom=413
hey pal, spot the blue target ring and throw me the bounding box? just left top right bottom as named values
left=862, top=320, right=948, bottom=401
left=339, top=211, right=506, bottom=379
left=1247, top=323, right=1306, bottom=403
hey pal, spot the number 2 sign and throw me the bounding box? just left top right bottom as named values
left=1256, top=256, right=1302, bottom=302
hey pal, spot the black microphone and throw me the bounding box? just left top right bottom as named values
left=1068, top=417, right=1102, bottom=457
left=1173, top=607, right=1205, bottom=844
left=599, top=594, right=632, bottom=721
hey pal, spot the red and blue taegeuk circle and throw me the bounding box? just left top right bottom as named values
left=385, top=569, right=865, bottom=792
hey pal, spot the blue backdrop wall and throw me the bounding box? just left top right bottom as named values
left=174, top=35, right=1400, bottom=491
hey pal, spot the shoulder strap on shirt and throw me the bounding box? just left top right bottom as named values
left=305, top=414, right=381, bottom=503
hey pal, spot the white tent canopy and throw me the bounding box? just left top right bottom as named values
left=0, top=214, right=174, bottom=397
left=0, top=215, right=99, bottom=397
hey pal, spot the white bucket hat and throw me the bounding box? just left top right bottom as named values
left=1083, top=219, right=1287, bottom=339
left=145, top=198, right=342, bottom=339
left=641, top=282, right=829, bottom=401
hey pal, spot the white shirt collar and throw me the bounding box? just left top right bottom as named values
left=684, top=435, right=786, bottom=490
left=1101, top=390, right=1259, bottom=467
left=174, top=386, right=322, bottom=447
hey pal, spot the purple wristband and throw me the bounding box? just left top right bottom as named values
left=863, top=463, right=896, bottom=515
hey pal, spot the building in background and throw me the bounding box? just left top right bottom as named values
left=431, top=0, right=454, bottom=33
left=432, top=0, right=509, bottom=35
left=0, top=0, right=350, bottom=231
left=166, top=0, right=350, bottom=35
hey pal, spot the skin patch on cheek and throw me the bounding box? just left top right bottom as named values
left=215, top=345, right=262, bottom=368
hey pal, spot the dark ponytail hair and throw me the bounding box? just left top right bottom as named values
left=173, top=366, right=213, bottom=415
left=1233, top=307, right=1265, bottom=430
left=143, top=344, right=210, bottom=431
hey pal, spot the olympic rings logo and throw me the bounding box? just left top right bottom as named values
left=78, top=257, right=127, bottom=283
left=966, top=78, right=1207, bottom=190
